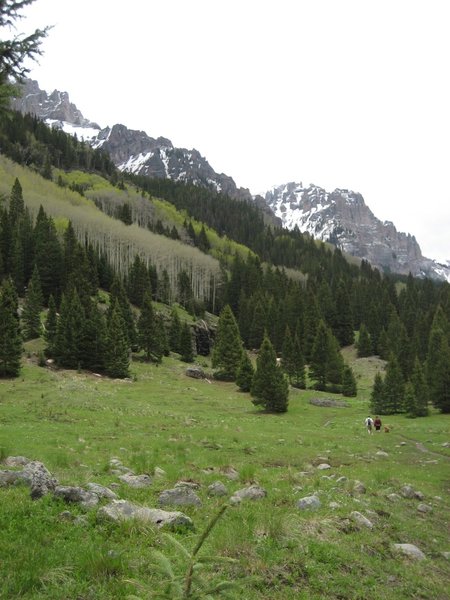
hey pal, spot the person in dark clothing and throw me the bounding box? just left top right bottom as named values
left=373, top=416, right=382, bottom=431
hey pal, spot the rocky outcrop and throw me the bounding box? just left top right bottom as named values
left=265, top=182, right=450, bottom=281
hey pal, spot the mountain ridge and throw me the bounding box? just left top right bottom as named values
left=11, top=79, right=449, bottom=282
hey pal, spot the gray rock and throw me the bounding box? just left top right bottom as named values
left=22, top=461, right=58, bottom=499
left=86, top=483, right=118, bottom=500
left=219, top=466, right=239, bottom=481
left=353, top=481, right=366, bottom=494
left=387, top=493, right=401, bottom=502
left=414, top=490, right=425, bottom=500
left=159, top=487, right=202, bottom=507
left=441, top=552, right=450, bottom=560
left=207, top=481, right=228, bottom=497
left=441, top=442, right=450, bottom=448
left=351, top=511, right=373, bottom=529
left=400, top=485, right=415, bottom=499
left=376, top=451, right=389, bottom=457
left=231, top=485, right=267, bottom=502
left=393, top=543, right=426, bottom=561
left=417, top=503, right=432, bottom=513
left=4, top=456, right=31, bottom=467
left=336, top=476, right=348, bottom=484
left=316, top=463, right=331, bottom=470
left=154, top=467, right=166, bottom=478
left=175, top=481, right=200, bottom=490
left=400, top=442, right=407, bottom=446
left=98, top=499, right=193, bottom=529
left=0, top=469, right=28, bottom=487
left=53, top=486, right=99, bottom=509
left=296, top=495, right=321, bottom=510
left=329, top=501, right=341, bottom=509
left=118, top=473, right=152, bottom=488
left=185, top=366, right=206, bottom=379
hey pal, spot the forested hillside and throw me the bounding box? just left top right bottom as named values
left=0, top=109, right=449, bottom=414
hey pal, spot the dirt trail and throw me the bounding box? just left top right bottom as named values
left=398, top=435, right=450, bottom=460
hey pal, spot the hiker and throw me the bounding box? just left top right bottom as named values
left=373, top=416, right=382, bottom=431
left=365, top=416, right=374, bottom=434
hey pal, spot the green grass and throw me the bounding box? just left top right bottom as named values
left=0, top=352, right=449, bottom=599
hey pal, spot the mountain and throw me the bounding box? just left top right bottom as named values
left=12, top=80, right=449, bottom=282
left=265, top=182, right=450, bottom=282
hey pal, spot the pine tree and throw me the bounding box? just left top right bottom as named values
left=109, top=277, right=136, bottom=348
left=9, top=178, right=24, bottom=225
left=356, top=323, right=372, bottom=357
left=430, top=338, right=450, bottom=413
left=179, top=321, right=194, bottom=363
left=404, top=382, right=418, bottom=418
left=383, top=356, right=405, bottom=414
left=292, top=334, right=306, bottom=389
left=33, top=207, right=63, bottom=303
left=332, top=280, right=354, bottom=346
left=410, top=358, right=429, bottom=416
left=43, top=294, right=58, bottom=357
left=251, top=336, right=289, bottom=413
left=342, top=365, right=357, bottom=397
left=53, top=288, right=85, bottom=369
left=168, top=306, right=182, bottom=353
left=248, top=299, right=266, bottom=350
left=105, top=300, right=130, bottom=378
left=236, top=351, right=254, bottom=392
left=22, top=265, right=43, bottom=340
left=0, top=278, right=22, bottom=377
left=78, top=299, right=107, bottom=373
left=137, top=291, right=164, bottom=363
left=281, top=326, right=296, bottom=383
left=211, top=304, right=243, bottom=381
left=370, top=371, right=385, bottom=414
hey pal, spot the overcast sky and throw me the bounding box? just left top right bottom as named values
left=18, top=0, right=450, bottom=262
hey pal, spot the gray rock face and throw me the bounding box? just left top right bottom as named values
left=98, top=500, right=193, bottom=529
left=296, top=495, right=321, bottom=510
left=22, top=461, right=58, bottom=499
left=231, top=485, right=267, bottom=502
left=353, top=481, right=366, bottom=494
left=417, top=503, right=432, bottom=513
left=3, top=456, right=31, bottom=467
left=118, top=473, right=152, bottom=488
left=207, top=481, right=228, bottom=497
left=54, top=486, right=99, bottom=509
left=158, top=487, right=202, bottom=507
left=393, top=543, right=426, bottom=561
left=350, top=511, right=374, bottom=529
left=0, top=469, right=28, bottom=486
left=265, top=182, right=450, bottom=281
left=316, top=463, right=332, bottom=470
left=185, top=366, right=206, bottom=379
left=86, top=483, right=118, bottom=500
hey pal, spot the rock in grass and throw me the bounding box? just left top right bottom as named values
left=231, top=485, right=267, bottom=502
left=417, top=503, right=432, bottom=513
left=118, top=473, right=152, bottom=488
left=98, top=499, right=193, bottom=529
left=350, top=511, right=373, bottom=529
left=317, top=463, right=332, bottom=470
left=86, top=483, right=118, bottom=500
left=0, top=470, right=28, bottom=486
left=296, top=495, right=321, bottom=510
left=159, top=487, right=202, bottom=507
left=54, top=486, right=99, bottom=509
left=393, top=543, right=426, bottom=561
left=4, top=456, right=31, bottom=467
left=353, top=481, right=366, bottom=494
left=207, top=481, right=228, bottom=497
left=22, top=461, right=58, bottom=499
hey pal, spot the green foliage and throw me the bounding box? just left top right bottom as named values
left=0, top=277, right=22, bottom=376
left=211, top=305, right=243, bottom=381
left=105, top=300, right=130, bottom=378
left=342, top=365, right=357, bottom=397
left=179, top=322, right=194, bottom=363
left=21, top=264, right=43, bottom=339
left=251, top=335, right=289, bottom=412
left=356, top=323, right=372, bottom=357
left=235, top=351, right=254, bottom=392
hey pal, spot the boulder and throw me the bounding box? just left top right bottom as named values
left=207, top=481, right=228, bottom=497
left=54, top=486, right=99, bottom=509
left=353, top=481, right=366, bottom=494
left=316, top=463, right=332, bottom=470
left=118, top=473, right=152, bottom=488
left=417, top=503, right=432, bottom=513
left=159, top=487, right=202, bottom=507
left=393, top=543, right=426, bottom=561
left=296, top=495, right=321, bottom=510
left=4, top=456, right=31, bottom=467
left=350, top=511, right=373, bottom=529
left=185, top=366, right=206, bottom=379
left=231, top=485, right=267, bottom=502
left=22, top=461, right=58, bottom=499
left=98, top=499, right=193, bottom=529
left=86, top=483, right=118, bottom=500
left=0, top=470, right=28, bottom=487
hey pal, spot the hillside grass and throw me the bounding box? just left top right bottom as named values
left=0, top=348, right=449, bottom=599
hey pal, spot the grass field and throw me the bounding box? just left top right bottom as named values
left=0, top=349, right=449, bottom=599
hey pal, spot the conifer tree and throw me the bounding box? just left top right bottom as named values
left=403, top=382, right=418, bottom=418
left=356, top=323, right=372, bottom=357
left=248, top=299, right=266, bottom=350
left=281, top=325, right=296, bottom=383
left=128, top=255, right=150, bottom=307
left=9, top=178, right=24, bottom=225
left=410, top=358, right=429, bottom=416
left=44, top=294, right=58, bottom=357
left=179, top=321, right=194, bottom=362
left=109, top=277, right=136, bottom=348
left=251, top=335, right=289, bottom=413
left=211, top=304, right=243, bottom=380
left=196, top=225, right=211, bottom=252
left=105, top=300, right=130, bottom=378
left=137, top=291, right=164, bottom=363
left=236, top=351, right=254, bottom=392
left=292, top=334, right=306, bottom=389
left=79, top=299, right=107, bottom=373
left=0, top=278, right=22, bottom=377
left=383, top=355, right=405, bottom=414
left=342, top=365, right=357, bottom=397
left=53, top=288, right=85, bottom=369
left=22, top=265, right=43, bottom=340
left=33, top=207, right=63, bottom=303
left=168, top=306, right=182, bottom=353
left=332, top=280, right=354, bottom=346
left=370, top=371, right=385, bottom=414
left=430, top=338, right=450, bottom=413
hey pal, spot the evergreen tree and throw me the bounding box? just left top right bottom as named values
left=383, top=355, right=405, bottom=414
left=78, top=299, right=107, bottom=372
left=211, top=304, right=243, bottom=380
left=179, top=321, right=194, bottom=362
left=248, top=299, right=266, bottom=350
left=332, top=280, right=354, bottom=346
left=53, top=288, right=85, bottom=369
left=404, top=382, right=418, bottom=418
left=43, top=294, right=58, bottom=357
left=430, top=338, right=450, bottom=413
left=137, top=291, right=164, bottom=363
left=105, top=300, right=130, bottom=378
left=292, top=334, right=306, bottom=389
left=9, top=178, right=24, bottom=225
left=236, top=351, right=254, bottom=392
left=108, top=277, right=136, bottom=348
left=370, top=371, right=385, bottom=414
left=177, top=270, right=193, bottom=313
left=33, top=207, right=63, bottom=303
left=157, top=269, right=171, bottom=304
left=127, top=255, right=150, bottom=307
left=0, top=278, right=22, bottom=377
left=356, top=323, right=372, bottom=357
left=251, top=335, right=289, bottom=413
left=196, top=225, right=211, bottom=252
left=22, top=265, right=43, bottom=340
left=281, top=325, right=296, bottom=383
left=168, top=306, right=182, bottom=353
left=410, top=358, right=429, bottom=416
left=342, top=365, right=357, bottom=397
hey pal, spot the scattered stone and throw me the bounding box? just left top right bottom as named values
left=159, top=487, right=202, bottom=507
left=23, top=461, right=58, bottom=499
left=393, top=543, right=426, bottom=561
left=296, top=495, right=321, bottom=510
left=207, top=481, right=228, bottom=497
left=329, top=501, right=341, bottom=509
left=376, top=451, right=389, bottom=457
left=321, top=475, right=334, bottom=480
left=414, top=490, right=425, bottom=500
left=219, top=466, right=239, bottom=481
left=417, top=503, right=432, bottom=513
left=351, top=511, right=373, bottom=529
left=441, top=442, right=450, bottom=448
left=0, top=470, right=28, bottom=487
left=58, top=510, right=75, bottom=521
left=53, top=486, right=99, bottom=509
left=400, top=442, right=407, bottom=446
left=229, top=495, right=241, bottom=505
left=118, top=473, right=152, bottom=488
left=336, top=476, right=348, bottom=484
left=86, top=483, right=118, bottom=500
left=175, top=481, right=200, bottom=490
left=400, top=485, right=415, bottom=499
left=387, top=493, right=401, bottom=502
left=185, top=366, right=206, bottom=379
left=154, top=467, right=166, bottom=478
left=317, top=463, right=332, bottom=470
left=109, top=459, right=123, bottom=468
left=231, top=485, right=267, bottom=502
left=353, top=481, right=366, bottom=494
left=98, top=499, right=193, bottom=529
left=309, top=398, right=349, bottom=408
left=4, top=456, right=31, bottom=467
left=441, top=552, right=450, bottom=560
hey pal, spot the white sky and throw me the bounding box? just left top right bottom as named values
left=16, top=0, right=450, bottom=262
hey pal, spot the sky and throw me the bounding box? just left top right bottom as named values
left=14, top=0, right=450, bottom=262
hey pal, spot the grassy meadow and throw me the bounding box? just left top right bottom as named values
left=0, top=347, right=449, bottom=599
